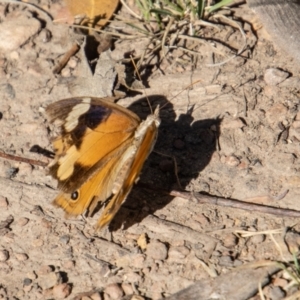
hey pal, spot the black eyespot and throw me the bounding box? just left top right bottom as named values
left=71, top=191, right=78, bottom=200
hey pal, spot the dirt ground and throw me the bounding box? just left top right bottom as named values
left=1, top=1, right=300, bottom=300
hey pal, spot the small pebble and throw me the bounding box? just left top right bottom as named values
left=17, top=217, right=29, bottom=226
left=38, top=272, right=63, bottom=289
left=218, top=255, right=233, bottom=267
left=223, top=155, right=240, bottom=167
left=68, top=57, right=78, bottom=69
left=37, top=265, right=54, bottom=275
left=264, top=68, right=289, bottom=86
left=23, top=284, right=32, bottom=293
left=273, top=277, right=288, bottom=288
left=38, top=29, right=52, bottom=43
left=146, top=241, right=168, bottom=260
left=59, top=235, right=70, bottom=244
left=121, top=283, right=133, bottom=295
left=23, top=278, right=32, bottom=286
left=104, top=283, right=124, bottom=300
left=52, top=283, right=72, bottom=299
left=62, top=260, right=75, bottom=270
left=41, top=218, right=53, bottom=229
left=26, top=271, right=37, bottom=280
left=0, top=250, right=9, bottom=262
left=15, top=253, right=28, bottom=261
left=168, top=246, right=190, bottom=260
left=90, top=292, right=102, bottom=300
left=61, top=68, right=71, bottom=77
left=268, top=286, right=285, bottom=300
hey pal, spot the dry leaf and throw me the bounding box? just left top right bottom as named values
left=63, top=0, right=119, bottom=28
left=137, top=233, right=148, bottom=250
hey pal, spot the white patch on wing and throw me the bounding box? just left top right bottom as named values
left=64, top=98, right=91, bottom=132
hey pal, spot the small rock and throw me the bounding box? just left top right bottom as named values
left=62, top=260, right=75, bottom=270
left=221, top=118, right=245, bottom=129
left=17, top=217, right=29, bottom=226
left=104, top=283, right=124, bottom=300
left=23, top=278, right=32, bottom=286
left=15, top=253, right=28, bottom=261
left=41, top=218, right=53, bottom=229
left=218, top=255, right=233, bottom=267
left=61, top=68, right=71, bottom=77
left=273, top=277, right=288, bottom=288
left=168, top=246, right=190, bottom=260
left=264, top=68, right=289, bottom=86
left=37, top=265, right=54, bottom=275
left=68, top=57, right=78, bottom=69
left=59, top=235, right=70, bottom=244
left=26, top=271, right=37, bottom=280
left=52, top=283, right=72, bottom=299
left=0, top=250, right=9, bottom=262
left=121, top=283, right=133, bottom=295
left=146, top=240, right=168, bottom=260
left=268, top=286, right=285, bottom=300
left=38, top=272, right=63, bottom=289
left=38, top=29, right=52, bottom=43
left=0, top=196, right=8, bottom=208
left=23, top=284, right=32, bottom=293
left=3, top=233, right=14, bottom=243
left=223, top=233, right=238, bottom=248
left=223, top=155, right=240, bottom=167
left=90, top=292, right=102, bottom=300
left=233, top=259, right=243, bottom=267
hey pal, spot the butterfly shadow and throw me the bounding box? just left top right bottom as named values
left=109, top=94, right=222, bottom=231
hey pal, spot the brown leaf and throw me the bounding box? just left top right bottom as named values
left=63, top=0, right=119, bottom=28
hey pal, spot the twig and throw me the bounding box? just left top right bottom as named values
left=170, top=190, right=300, bottom=218
left=0, top=151, right=48, bottom=167
left=53, top=43, right=80, bottom=74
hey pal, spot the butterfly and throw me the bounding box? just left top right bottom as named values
left=46, top=96, right=160, bottom=229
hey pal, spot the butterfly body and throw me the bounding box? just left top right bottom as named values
left=47, top=97, right=160, bottom=229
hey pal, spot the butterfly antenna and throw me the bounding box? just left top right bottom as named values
left=130, top=56, right=154, bottom=114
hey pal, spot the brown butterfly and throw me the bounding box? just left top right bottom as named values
left=46, top=97, right=160, bottom=229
